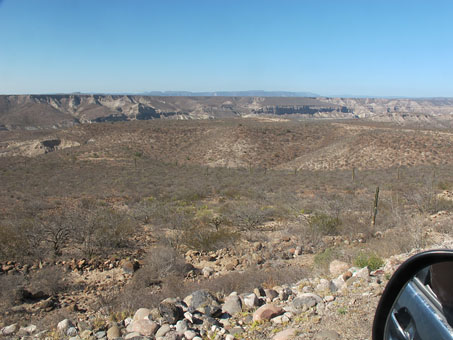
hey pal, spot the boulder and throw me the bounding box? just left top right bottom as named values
left=57, top=319, right=74, bottom=334
left=133, top=308, right=152, bottom=321
left=17, top=324, right=37, bottom=336
left=354, top=267, right=370, bottom=281
left=159, top=299, right=184, bottom=324
left=67, top=327, right=78, bottom=337
left=292, top=293, right=322, bottom=309
left=253, top=304, right=284, bottom=322
left=155, top=324, right=171, bottom=337
left=175, top=320, right=188, bottom=334
left=273, top=328, right=298, bottom=340
left=121, top=260, right=138, bottom=274
left=185, top=290, right=221, bottom=317
left=330, top=276, right=346, bottom=292
left=129, top=319, right=159, bottom=336
left=184, top=330, right=197, bottom=340
left=107, top=325, right=121, bottom=339
left=1, top=323, right=18, bottom=336
left=243, top=293, right=260, bottom=308
left=202, top=266, right=214, bottom=278
left=222, top=295, right=242, bottom=315
left=264, top=289, right=279, bottom=301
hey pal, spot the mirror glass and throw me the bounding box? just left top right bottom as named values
left=384, top=262, right=453, bottom=340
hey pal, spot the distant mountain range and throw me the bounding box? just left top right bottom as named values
left=140, top=91, right=320, bottom=97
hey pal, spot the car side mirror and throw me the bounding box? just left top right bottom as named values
left=373, top=250, right=453, bottom=340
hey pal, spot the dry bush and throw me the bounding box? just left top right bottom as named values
left=28, top=265, right=68, bottom=297
left=180, top=226, right=239, bottom=252
left=0, top=218, right=47, bottom=262
left=71, top=207, right=136, bottom=258
left=129, top=246, right=188, bottom=289
left=365, top=215, right=429, bottom=258
left=0, top=273, right=26, bottom=310
left=0, top=221, right=30, bottom=261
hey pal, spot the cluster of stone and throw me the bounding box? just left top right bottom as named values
left=1, top=258, right=388, bottom=340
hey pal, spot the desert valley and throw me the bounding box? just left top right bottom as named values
left=1, top=95, right=453, bottom=339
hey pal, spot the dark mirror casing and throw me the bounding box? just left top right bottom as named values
left=372, top=250, right=453, bottom=340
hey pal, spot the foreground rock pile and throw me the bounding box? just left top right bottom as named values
left=1, top=259, right=397, bottom=340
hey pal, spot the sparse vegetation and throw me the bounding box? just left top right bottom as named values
left=2, top=118, right=453, bottom=330
left=353, top=252, right=384, bottom=271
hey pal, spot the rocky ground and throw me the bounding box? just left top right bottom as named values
left=2, top=227, right=452, bottom=340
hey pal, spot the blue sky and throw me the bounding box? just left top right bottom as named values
left=0, top=0, right=452, bottom=97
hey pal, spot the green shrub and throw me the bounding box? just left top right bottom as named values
left=308, top=212, right=341, bottom=236
left=353, top=252, right=384, bottom=271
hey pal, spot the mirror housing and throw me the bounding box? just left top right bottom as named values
left=372, top=249, right=453, bottom=340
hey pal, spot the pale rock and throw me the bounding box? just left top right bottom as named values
left=17, top=324, right=37, bottom=336
left=279, top=287, right=292, bottom=301
left=202, top=266, right=214, bottom=278
left=222, top=295, right=242, bottom=315
left=329, top=260, right=349, bottom=276
left=253, top=304, right=284, bottom=322
left=124, top=332, right=141, bottom=339
left=184, top=312, right=193, bottom=323
left=57, top=319, right=74, bottom=334
left=292, top=293, right=322, bottom=309
left=271, top=315, right=285, bottom=324
left=124, top=317, right=133, bottom=327
left=225, top=335, right=235, bottom=340
left=295, top=246, right=302, bottom=255
left=133, top=307, right=152, bottom=321
left=330, top=276, right=346, bottom=292
left=243, top=293, right=259, bottom=308
left=316, top=279, right=330, bottom=292
left=324, top=295, right=335, bottom=302
left=253, top=287, right=265, bottom=297
left=80, top=329, right=93, bottom=339
left=354, top=267, right=370, bottom=281
left=107, top=325, right=121, bottom=339
left=130, top=319, right=159, bottom=336
left=184, top=330, right=197, bottom=340
left=67, top=327, right=78, bottom=337
left=155, top=324, right=171, bottom=337
left=284, top=311, right=293, bottom=320
left=95, top=330, right=106, bottom=338
left=316, top=302, right=325, bottom=314
left=302, top=285, right=314, bottom=293
left=176, top=320, right=188, bottom=334
left=1, top=323, right=18, bottom=336
left=273, top=328, right=298, bottom=340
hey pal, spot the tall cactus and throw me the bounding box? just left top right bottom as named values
left=372, top=186, right=380, bottom=226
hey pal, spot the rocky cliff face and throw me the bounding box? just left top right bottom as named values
left=1, top=95, right=453, bottom=130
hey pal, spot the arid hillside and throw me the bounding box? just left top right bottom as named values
left=1, top=95, right=453, bottom=130
left=2, top=118, right=453, bottom=171
left=2, top=118, right=453, bottom=339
